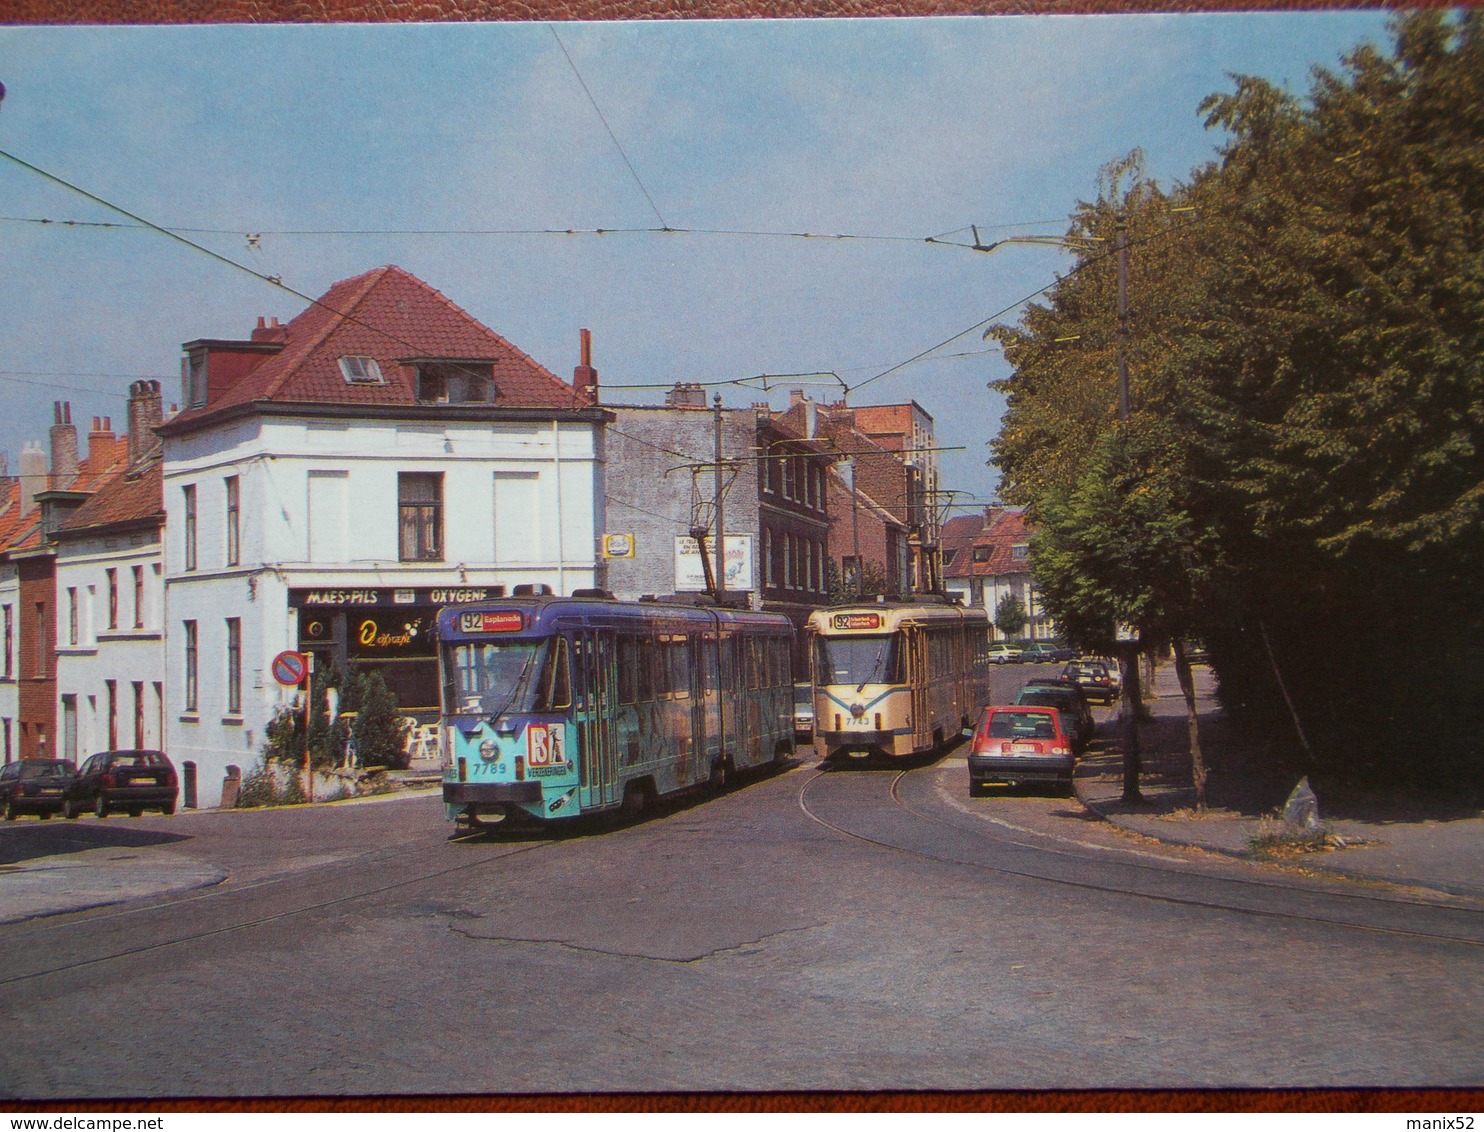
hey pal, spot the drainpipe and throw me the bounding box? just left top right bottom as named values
left=553, top=420, right=566, bottom=595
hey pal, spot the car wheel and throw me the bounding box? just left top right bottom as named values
left=39, top=810, right=51, bottom=821
left=94, top=793, right=109, bottom=819
left=3, top=798, right=15, bottom=822
left=162, top=802, right=176, bottom=816
left=63, top=799, right=79, bottom=820
left=128, top=809, right=143, bottom=818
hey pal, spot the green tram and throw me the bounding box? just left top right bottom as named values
left=439, top=593, right=795, bottom=828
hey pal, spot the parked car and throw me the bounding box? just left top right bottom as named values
left=0, top=759, right=77, bottom=820
left=1014, top=682, right=1095, bottom=753
left=988, top=643, right=1023, bottom=665
left=1085, top=657, right=1123, bottom=693
left=1058, top=660, right=1116, bottom=704
left=63, top=749, right=178, bottom=819
left=966, top=705, right=1076, bottom=795
left=1020, top=642, right=1058, bottom=664
left=792, top=682, right=815, bottom=742
left=1182, top=640, right=1211, bottom=664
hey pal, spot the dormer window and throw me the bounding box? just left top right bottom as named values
left=183, top=350, right=207, bottom=408
left=1011, top=544, right=1030, bottom=560
left=414, top=361, right=494, bottom=405
left=338, top=356, right=385, bottom=385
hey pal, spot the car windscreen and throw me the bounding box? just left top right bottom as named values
left=18, top=762, right=74, bottom=779
left=816, top=635, right=903, bottom=687
left=986, top=711, right=1057, bottom=740
left=109, top=753, right=168, bottom=768
left=445, top=640, right=546, bottom=716
left=1016, top=692, right=1070, bottom=709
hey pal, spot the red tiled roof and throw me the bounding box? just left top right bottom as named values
left=0, top=441, right=130, bottom=556
left=942, top=507, right=1034, bottom=579
left=58, top=461, right=163, bottom=536
left=163, top=266, right=587, bottom=431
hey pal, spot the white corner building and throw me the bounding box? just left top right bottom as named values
left=156, top=266, right=609, bottom=805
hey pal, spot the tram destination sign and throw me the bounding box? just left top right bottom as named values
left=833, top=613, right=883, bottom=631
left=460, top=610, right=525, bottom=634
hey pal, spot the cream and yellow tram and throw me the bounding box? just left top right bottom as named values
left=806, top=600, right=992, bottom=761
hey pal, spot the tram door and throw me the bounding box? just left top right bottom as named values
left=574, top=630, right=619, bottom=809
left=907, top=625, right=933, bottom=751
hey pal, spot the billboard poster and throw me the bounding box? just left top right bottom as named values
left=675, top=535, right=753, bottom=592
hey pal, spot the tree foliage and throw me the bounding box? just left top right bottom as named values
left=993, top=593, right=1027, bottom=639
left=992, top=12, right=1484, bottom=790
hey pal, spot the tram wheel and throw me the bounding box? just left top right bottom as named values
left=708, top=759, right=729, bottom=793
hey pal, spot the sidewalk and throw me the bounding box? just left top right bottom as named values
left=1075, top=664, right=1484, bottom=902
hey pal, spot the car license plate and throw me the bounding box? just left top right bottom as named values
left=38, top=787, right=61, bottom=795
left=1012, top=743, right=1038, bottom=754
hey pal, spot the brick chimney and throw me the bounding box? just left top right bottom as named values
left=126, top=379, right=164, bottom=467
left=251, top=316, right=288, bottom=344
left=87, top=416, right=126, bottom=471
left=665, top=383, right=707, bottom=410
left=49, top=402, right=78, bottom=486
left=573, top=328, right=599, bottom=405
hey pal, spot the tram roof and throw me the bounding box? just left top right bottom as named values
left=806, top=601, right=988, bottom=634
left=436, top=594, right=794, bottom=639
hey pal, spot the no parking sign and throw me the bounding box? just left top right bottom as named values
left=271, top=650, right=310, bottom=687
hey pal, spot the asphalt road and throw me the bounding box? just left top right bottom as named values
left=0, top=672, right=1480, bottom=1099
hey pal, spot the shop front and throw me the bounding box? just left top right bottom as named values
left=290, top=586, right=501, bottom=719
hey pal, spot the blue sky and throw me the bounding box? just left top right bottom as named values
left=0, top=13, right=1392, bottom=513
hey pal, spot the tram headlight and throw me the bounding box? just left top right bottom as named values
left=478, top=738, right=498, bottom=762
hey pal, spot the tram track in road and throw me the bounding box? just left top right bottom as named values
left=0, top=828, right=563, bottom=990
left=797, top=760, right=1484, bottom=949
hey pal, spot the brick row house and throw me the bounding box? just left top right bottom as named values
left=0, top=404, right=135, bottom=763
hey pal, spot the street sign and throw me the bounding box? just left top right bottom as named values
left=271, top=650, right=310, bottom=687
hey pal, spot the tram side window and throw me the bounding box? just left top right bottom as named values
left=618, top=635, right=639, bottom=704
left=667, top=638, right=689, bottom=698
left=640, top=638, right=657, bottom=701
left=533, top=637, right=571, bottom=711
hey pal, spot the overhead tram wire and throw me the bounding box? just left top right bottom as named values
left=549, top=25, right=669, bottom=232
left=0, top=148, right=533, bottom=399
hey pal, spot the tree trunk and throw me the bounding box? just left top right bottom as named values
left=1171, top=637, right=1207, bottom=812
left=1118, top=643, right=1143, bottom=803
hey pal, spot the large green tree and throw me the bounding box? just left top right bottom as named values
left=992, top=11, right=1484, bottom=793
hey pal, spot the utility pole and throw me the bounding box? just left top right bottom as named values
left=713, top=393, right=726, bottom=601
left=1115, top=210, right=1143, bottom=804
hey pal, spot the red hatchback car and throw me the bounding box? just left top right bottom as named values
left=0, top=759, right=78, bottom=820
left=966, top=706, right=1076, bottom=795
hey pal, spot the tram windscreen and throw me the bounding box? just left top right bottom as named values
left=816, top=635, right=903, bottom=687
left=445, top=640, right=545, bottom=716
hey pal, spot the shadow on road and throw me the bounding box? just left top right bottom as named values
left=0, top=822, right=192, bottom=866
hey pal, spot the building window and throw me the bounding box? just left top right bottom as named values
left=2, top=717, right=10, bottom=763
left=107, top=568, right=119, bottom=630
left=183, top=484, right=197, bottom=571
left=338, top=356, right=384, bottom=385
left=225, top=475, right=240, bottom=567
left=1012, top=544, right=1029, bottom=560
left=226, top=618, right=242, bottom=716
left=763, top=528, right=774, bottom=588
left=398, top=473, right=443, bottom=562
left=183, top=621, right=198, bottom=714
left=973, top=546, right=990, bottom=563
left=183, top=350, right=207, bottom=408
left=415, top=362, right=493, bottom=404
left=2, top=604, right=11, bottom=679
left=106, top=679, right=118, bottom=750
left=133, top=566, right=145, bottom=629
left=35, top=603, right=47, bottom=677
left=67, top=588, right=79, bottom=646
left=133, top=682, right=145, bottom=748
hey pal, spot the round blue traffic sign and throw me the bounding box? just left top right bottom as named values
left=272, top=650, right=309, bottom=687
